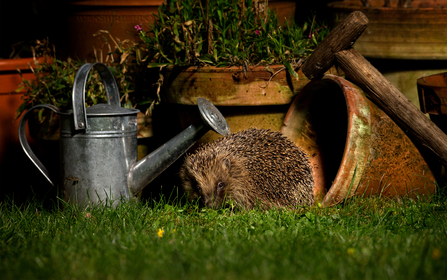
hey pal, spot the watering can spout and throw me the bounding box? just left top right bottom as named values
left=128, top=98, right=230, bottom=196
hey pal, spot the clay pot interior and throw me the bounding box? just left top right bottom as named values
left=281, top=77, right=349, bottom=202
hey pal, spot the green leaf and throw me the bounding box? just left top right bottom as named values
left=198, top=54, right=217, bottom=65
left=217, top=10, right=223, bottom=24
left=291, top=49, right=306, bottom=56
left=147, top=63, right=171, bottom=68
left=15, top=102, right=28, bottom=119
left=283, top=59, right=298, bottom=79
left=138, top=99, right=154, bottom=105
left=38, top=108, right=44, bottom=121
left=15, top=86, right=24, bottom=93
left=124, top=100, right=133, bottom=109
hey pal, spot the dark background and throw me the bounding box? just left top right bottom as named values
left=0, top=0, right=335, bottom=59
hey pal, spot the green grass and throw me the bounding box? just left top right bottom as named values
left=1, top=194, right=446, bottom=280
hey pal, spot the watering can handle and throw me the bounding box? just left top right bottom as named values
left=18, top=104, right=61, bottom=186
left=72, top=62, right=120, bottom=130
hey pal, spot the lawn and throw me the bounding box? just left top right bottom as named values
left=1, top=193, right=446, bottom=279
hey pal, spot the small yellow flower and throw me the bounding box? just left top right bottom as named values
left=347, top=247, right=356, bottom=255
left=432, top=248, right=442, bottom=260
left=157, top=228, right=164, bottom=238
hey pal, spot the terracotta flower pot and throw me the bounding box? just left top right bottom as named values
left=260, top=0, right=297, bottom=25
left=63, top=0, right=165, bottom=60
left=0, top=57, right=45, bottom=165
left=161, top=64, right=344, bottom=144
left=328, top=0, right=447, bottom=60
left=281, top=75, right=438, bottom=205
left=0, top=57, right=50, bottom=196
left=417, top=72, right=447, bottom=134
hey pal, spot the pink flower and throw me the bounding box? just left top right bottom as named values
left=255, top=30, right=261, bottom=35
left=135, top=23, right=143, bottom=32
left=309, top=26, right=327, bottom=38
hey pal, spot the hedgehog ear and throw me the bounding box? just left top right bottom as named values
left=223, top=158, right=231, bottom=170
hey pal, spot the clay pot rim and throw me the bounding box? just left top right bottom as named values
left=162, top=64, right=344, bottom=106
left=320, top=76, right=372, bottom=206
left=417, top=72, right=447, bottom=88
left=281, top=74, right=372, bottom=206
left=0, top=57, right=47, bottom=72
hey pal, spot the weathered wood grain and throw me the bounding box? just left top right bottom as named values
left=302, top=11, right=368, bottom=80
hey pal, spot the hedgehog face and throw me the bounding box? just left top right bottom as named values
left=180, top=155, right=233, bottom=209
left=197, top=176, right=230, bottom=209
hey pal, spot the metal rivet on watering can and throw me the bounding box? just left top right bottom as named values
left=281, top=75, right=438, bottom=206
left=19, top=62, right=230, bottom=208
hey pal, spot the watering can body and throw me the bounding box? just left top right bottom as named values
left=60, top=105, right=139, bottom=205
left=19, top=62, right=230, bottom=207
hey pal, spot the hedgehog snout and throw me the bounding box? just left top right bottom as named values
left=200, top=188, right=225, bottom=209
left=200, top=191, right=216, bottom=208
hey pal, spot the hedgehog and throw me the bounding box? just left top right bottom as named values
left=179, top=128, right=314, bottom=210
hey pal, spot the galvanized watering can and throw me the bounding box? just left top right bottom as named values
left=19, top=62, right=230, bottom=206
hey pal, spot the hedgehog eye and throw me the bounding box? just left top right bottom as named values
left=195, top=185, right=202, bottom=193
left=217, top=182, right=225, bottom=189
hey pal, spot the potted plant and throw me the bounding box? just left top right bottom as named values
left=136, top=0, right=342, bottom=143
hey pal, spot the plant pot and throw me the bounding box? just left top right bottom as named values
left=417, top=72, right=447, bottom=134
left=263, top=1, right=297, bottom=25
left=62, top=0, right=165, bottom=60
left=161, top=64, right=344, bottom=144
left=0, top=58, right=45, bottom=191
left=281, top=74, right=438, bottom=205
left=328, top=0, right=447, bottom=60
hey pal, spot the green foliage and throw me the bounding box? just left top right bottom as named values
left=138, top=0, right=329, bottom=72
left=1, top=195, right=446, bottom=279
left=15, top=36, right=159, bottom=119
left=16, top=57, right=104, bottom=118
